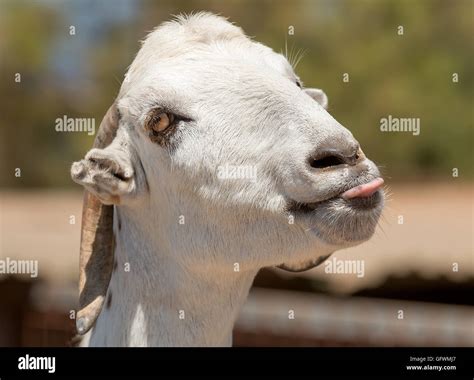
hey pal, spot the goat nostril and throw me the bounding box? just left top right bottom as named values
left=355, top=147, right=365, bottom=162
left=308, top=144, right=364, bottom=169
left=309, top=154, right=346, bottom=169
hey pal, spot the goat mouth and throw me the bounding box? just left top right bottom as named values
left=288, top=178, right=384, bottom=214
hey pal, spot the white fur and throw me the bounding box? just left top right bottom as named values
left=72, top=13, right=383, bottom=346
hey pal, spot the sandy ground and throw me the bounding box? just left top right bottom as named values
left=1, top=183, right=473, bottom=293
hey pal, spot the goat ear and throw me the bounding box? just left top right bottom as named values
left=71, top=104, right=119, bottom=335
left=305, top=88, right=328, bottom=109
left=72, top=144, right=136, bottom=206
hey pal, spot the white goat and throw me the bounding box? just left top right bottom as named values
left=71, top=12, right=384, bottom=347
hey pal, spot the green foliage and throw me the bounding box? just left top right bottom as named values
left=0, top=0, right=472, bottom=187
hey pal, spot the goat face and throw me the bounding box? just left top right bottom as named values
left=72, top=13, right=384, bottom=279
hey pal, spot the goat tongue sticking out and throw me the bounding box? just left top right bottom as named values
left=341, top=178, right=384, bottom=200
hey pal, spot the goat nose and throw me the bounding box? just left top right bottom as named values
left=308, top=145, right=364, bottom=169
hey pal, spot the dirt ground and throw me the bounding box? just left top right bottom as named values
left=1, top=183, right=473, bottom=293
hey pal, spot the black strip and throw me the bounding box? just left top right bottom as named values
left=0, top=347, right=472, bottom=378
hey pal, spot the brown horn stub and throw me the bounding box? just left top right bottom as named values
left=76, top=104, right=119, bottom=335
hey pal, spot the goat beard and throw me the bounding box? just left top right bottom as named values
left=277, top=254, right=332, bottom=273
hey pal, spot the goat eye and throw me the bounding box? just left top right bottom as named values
left=296, top=80, right=302, bottom=89
left=144, top=108, right=182, bottom=147
left=150, top=112, right=174, bottom=133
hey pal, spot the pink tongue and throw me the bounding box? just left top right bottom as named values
left=341, top=178, right=384, bottom=199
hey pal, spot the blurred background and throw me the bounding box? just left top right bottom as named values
left=0, top=0, right=473, bottom=346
